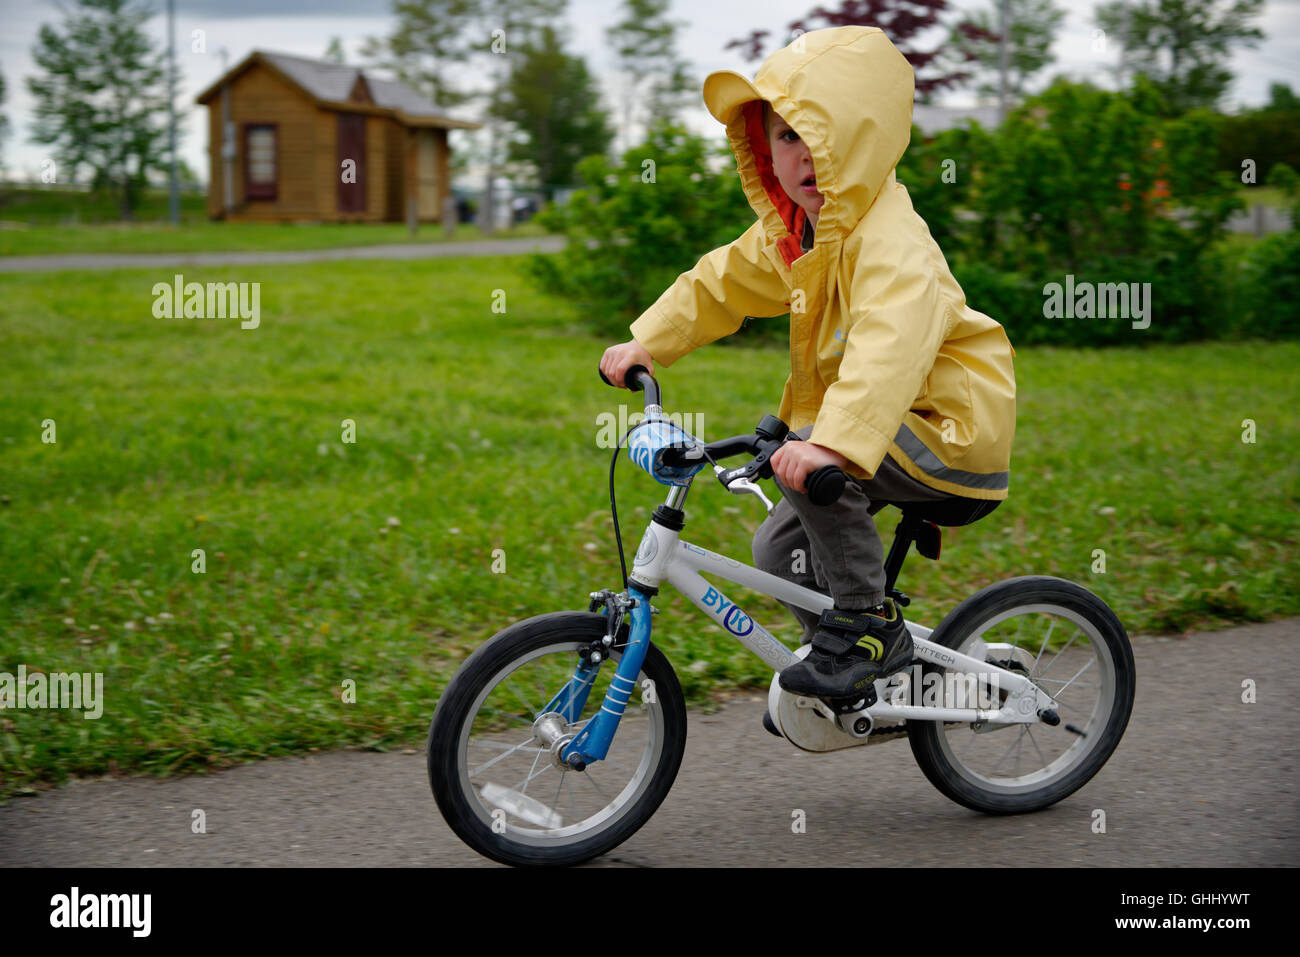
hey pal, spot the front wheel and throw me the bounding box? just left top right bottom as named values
left=427, top=611, right=687, bottom=866
left=908, top=576, right=1135, bottom=814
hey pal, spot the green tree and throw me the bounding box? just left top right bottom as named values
left=359, top=0, right=481, bottom=109
left=363, top=0, right=567, bottom=232
left=361, top=0, right=564, bottom=107
left=926, top=76, right=1247, bottom=344
left=26, top=0, right=175, bottom=219
left=939, top=0, right=1065, bottom=103
left=323, top=36, right=346, bottom=64
left=607, top=0, right=696, bottom=153
left=1095, top=0, right=1265, bottom=114
left=1266, top=82, right=1299, bottom=112
left=493, top=25, right=613, bottom=200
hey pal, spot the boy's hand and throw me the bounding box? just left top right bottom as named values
left=771, top=441, right=850, bottom=495
left=600, top=339, right=656, bottom=389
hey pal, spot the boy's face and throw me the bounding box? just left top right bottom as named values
left=767, top=109, right=824, bottom=223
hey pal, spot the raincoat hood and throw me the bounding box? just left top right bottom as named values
left=628, top=26, right=1017, bottom=500
left=703, top=26, right=915, bottom=262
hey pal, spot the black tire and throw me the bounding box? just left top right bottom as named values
left=907, top=576, right=1135, bottom=814
left=427, top=611, right=687, bottom=867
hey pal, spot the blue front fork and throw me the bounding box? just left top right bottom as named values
left=540, top=587, right=653, bottom=767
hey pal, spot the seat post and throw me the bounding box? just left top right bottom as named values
left=882, top=512, right=924, bottom=599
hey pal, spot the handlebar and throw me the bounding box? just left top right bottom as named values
left=599, top=363, right=659, bottom=408
left=598, top=364, right=846, bottom=506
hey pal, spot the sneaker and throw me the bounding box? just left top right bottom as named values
left=777, top=599, right=913, bottom=700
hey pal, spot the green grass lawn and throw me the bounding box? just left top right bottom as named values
left=1, top=255, right=1296, bottom=798
left=0, top=186, right=547, bottom=256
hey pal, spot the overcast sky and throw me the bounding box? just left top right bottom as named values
left=1, top=0, right=1297, bottom=184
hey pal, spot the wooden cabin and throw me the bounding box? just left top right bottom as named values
left=195, top=51, right=481, bottom=223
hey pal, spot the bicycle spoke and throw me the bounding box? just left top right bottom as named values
left=470, top=736, right=540, bottom=777
left=1036, top=629, right=1083, bottom=680
left=1053, top=697, right=1093, bottom=718
left=564, top=772, right=581, bottom=820
left=1033, top=675, right=1094, bottom=689
left=1054, top=658, right=1096, bottom=696
left=519, top=744, right=545, bottom=797
left=1032, top=616, right=1056, bottom=670
left=551, top=768, right=565, bottom=820
left=511, top=758, right=557, bottom=794
left=584, top=768, right=612, bottom=804
left=1025, top=726, right=1050, bottom=768
left=991, top=727, right=1025, bottom=775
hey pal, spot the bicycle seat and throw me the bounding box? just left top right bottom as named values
left=871, top=497, right=1001, bottom=527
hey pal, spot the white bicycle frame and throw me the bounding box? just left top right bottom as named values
left=627, top=479, right=1058, bottom=727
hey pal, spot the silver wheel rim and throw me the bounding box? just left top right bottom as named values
left=454, top=641, right=665, bottom=849
left=934, top=603, right=1117, bottom=795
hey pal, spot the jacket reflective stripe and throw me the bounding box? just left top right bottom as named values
left=894, top=423, right=1009, bottom=491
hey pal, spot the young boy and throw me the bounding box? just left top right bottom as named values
left=599, top=26, right=1016, bottom=707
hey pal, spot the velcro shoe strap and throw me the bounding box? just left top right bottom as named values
left=809, top=628, right=858, bottom=657
left=818, top=608, right=878, bottom=633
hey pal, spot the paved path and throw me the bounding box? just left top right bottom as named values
left=1, top=618, right=1296, bottom=868
left=0, top=235, right=566, bottom=273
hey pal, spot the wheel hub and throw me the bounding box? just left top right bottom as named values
left=532, top=712, right=585, bottom=771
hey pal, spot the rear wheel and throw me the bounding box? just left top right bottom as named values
left=427, top=612, right=687, bottom=866
left=908, top=576, right=1135, bottom=814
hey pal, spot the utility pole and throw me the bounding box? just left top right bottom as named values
left=167, top=0, right=179, bottom=224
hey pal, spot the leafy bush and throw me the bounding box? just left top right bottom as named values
left=1235, top=230, right=1300, bottom=339
left=907, top=77, right=1255, bottom=346
left=531, top=79, right=1291, bottom=350
left=523, top=120, right=755, bottom=343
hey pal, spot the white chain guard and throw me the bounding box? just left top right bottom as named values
left=767, top=644, right=903, bottom=753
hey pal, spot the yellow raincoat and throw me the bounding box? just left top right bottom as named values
left=628, top=26, right=1016, bottom=499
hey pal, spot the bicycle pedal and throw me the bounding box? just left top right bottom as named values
left=825, top=686, right=877, bottom=715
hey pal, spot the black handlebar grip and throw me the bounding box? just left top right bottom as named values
left=623, top=364, right=649, bottom=392
left=599, top=363, right=650, bottom=391
left=806, top=465, right=847, bottom=506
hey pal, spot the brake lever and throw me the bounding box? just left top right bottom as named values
left=714, top=465, right=776, bottom=513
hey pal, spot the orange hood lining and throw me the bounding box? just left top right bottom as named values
left=742, top=100, right=808, bottom=268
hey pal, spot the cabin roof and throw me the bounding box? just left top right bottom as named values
left=195, top=50, right=482, bottom=130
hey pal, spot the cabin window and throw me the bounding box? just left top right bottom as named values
left=244, top=124, right=277, bottom=200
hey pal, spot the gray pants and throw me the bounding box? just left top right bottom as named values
left=751, top=425, right=960, bottom=644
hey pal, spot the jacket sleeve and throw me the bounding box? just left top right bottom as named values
left=809, top=232, right=954, bottom=479
left=629, top=220, right=790, bottom=366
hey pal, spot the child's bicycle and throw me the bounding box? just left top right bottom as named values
left=427, top=367, right=1135, bottom=866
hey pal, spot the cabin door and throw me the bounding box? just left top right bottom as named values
left=337, top=113, right=367, bottom=214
